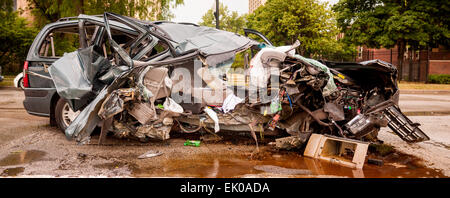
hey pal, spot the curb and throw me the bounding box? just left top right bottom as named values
left=400, top=89, right=450, bottom=94
left=0, top=86, right=21, bottom=90
left=403, top=111, right=450, bottom=116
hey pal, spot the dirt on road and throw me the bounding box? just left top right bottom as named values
left=0, top=87, right=449, bottom=178
left=379, top=116, right=450, bottom=176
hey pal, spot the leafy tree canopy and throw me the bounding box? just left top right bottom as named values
left=27, top=0, right=184, bottom=27
left=199, top=2, right=246, bottom=34
left=247, top=0, right=356, bottom=61
left=0, top=0, right=37, bottom=74
left=333, top=0, right=450, bottom=79
left=333, top=0, right=450, bottom=49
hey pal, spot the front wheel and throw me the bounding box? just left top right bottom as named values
left=54, top=98, right=80, bottom=132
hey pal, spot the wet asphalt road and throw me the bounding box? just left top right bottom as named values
left=0, top=87, right=449, bottom=177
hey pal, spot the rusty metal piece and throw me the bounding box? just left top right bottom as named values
left=311, top=108, right=328, bottom=120
left=279, top=111, right=309, bottom=134
left=248, top=121, right=259, bottom=152
left=118, top=88, right=135, bottom=102
left=284, top=85, right=300, bottom=95
left=143, top=67, right=170, bottom=102
left=135, top=125, right=172, bottom=140
left=128, top=102, right=157, bottom=125
left=274, top=134, right=310, bottom=150
left=324, top=102, right=345, bottom=121
left=98, top=88, right=135, bottom=120
left=98, top=117, right=113, bottom=144
left=112, top=120, right=131, bottom=138
left=298, top=104, right=332, bottom=127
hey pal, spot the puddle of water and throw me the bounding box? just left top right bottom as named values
left=1, top=167, right=25, bottom=176
left=254, top=165, right=312, bottom=175
left=0, top=150, right=46, bottom=166
left=130, top=151, right=447, bottom=178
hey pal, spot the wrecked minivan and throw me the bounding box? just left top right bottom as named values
left=24, top=13, right=429, bottom=149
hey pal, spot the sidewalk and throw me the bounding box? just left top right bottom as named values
left=400, top=89, right=450, bottom=94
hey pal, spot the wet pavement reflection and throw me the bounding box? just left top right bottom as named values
left=0, top=150, right=46, bottom=176
left=0, top=150, right=46, bottom=166
left=131, top=151, right=446, bottom=178
left=1, top=167, right=25, bottom=176
left=0, top=149, right=445, bottom=178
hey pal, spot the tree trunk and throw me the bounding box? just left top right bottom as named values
left=397, top=40, right=406, bottom=81
left=0, top=52, right=6, bottom=66
left=426, top=46, right=430, bottom=82
left=77, top=0, right=84, bottom=15
left=408, top=49, right=414, bottom=81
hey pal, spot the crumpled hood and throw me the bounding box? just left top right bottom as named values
left=157, top=23, right=259, bottom=66
left=158, top=23, right=258, bottom=55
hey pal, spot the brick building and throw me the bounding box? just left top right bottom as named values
left=13, top=0, right=34, bottom=22
left=249, top=0, right=267, bottom=13
left=356, top=45, right=450, bottom=82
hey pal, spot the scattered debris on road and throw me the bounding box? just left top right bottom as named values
left=304, top=134, right=368, bottom=169
left=137, top=150, right=163, bottom=159
left=367, top=158, right=384, bottom=166
left=184, top=140, right=201, bottom=147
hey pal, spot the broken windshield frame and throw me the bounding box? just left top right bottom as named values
left=244, top=29, right=273, bottom=46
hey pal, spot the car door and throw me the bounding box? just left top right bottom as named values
left=23, top=21, right=82, bottom=116
left=27, top=21, right=81, bottom=89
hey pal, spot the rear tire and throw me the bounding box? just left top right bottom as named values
left=55, top=98, right=80, bottom=133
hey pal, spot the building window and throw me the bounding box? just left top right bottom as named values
left=358, top=47, right=363, bottom=59
left=404, top=46, right=409, bottom=59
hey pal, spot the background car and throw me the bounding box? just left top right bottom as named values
left=0, top=66, right=3, bottom=82
left=14, top=72, right=24, bottom=89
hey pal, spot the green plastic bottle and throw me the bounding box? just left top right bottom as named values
left=184, top=140, right=201, bottom=147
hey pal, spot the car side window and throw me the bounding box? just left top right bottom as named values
left=38, top=25, right=80, bottom=58
left=98, top=26, right=169, bottom=62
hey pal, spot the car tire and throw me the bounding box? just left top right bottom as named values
left=55, top=98, right=80, bottom=133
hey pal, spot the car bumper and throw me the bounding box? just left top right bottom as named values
left=23, top=88, right=57, bottom=117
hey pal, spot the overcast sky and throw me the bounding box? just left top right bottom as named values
left=171, top=0, right=340, bottom=24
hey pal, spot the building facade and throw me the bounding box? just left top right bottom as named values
left=14, top=0, right=34, bottom=22
left=249, top=0, right=267, bottom=13
left=356, top=45, right=450, bottom=81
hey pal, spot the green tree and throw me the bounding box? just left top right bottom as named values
left=333, top=0, right=450, bottom=79
left=246, top=0, right=356, bottom=61
left=199, top=3, right=246, bottom=33
left=0, top=0, right=37, bottom=74
left=28, top=0, right=184, bottom=27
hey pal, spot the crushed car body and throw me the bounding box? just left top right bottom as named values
left=47, top=12, right=429, bottom=148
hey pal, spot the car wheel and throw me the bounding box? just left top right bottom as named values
left=18, top=78, right=24, bottom=90
left=55, top=98, right=81, bottom=132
